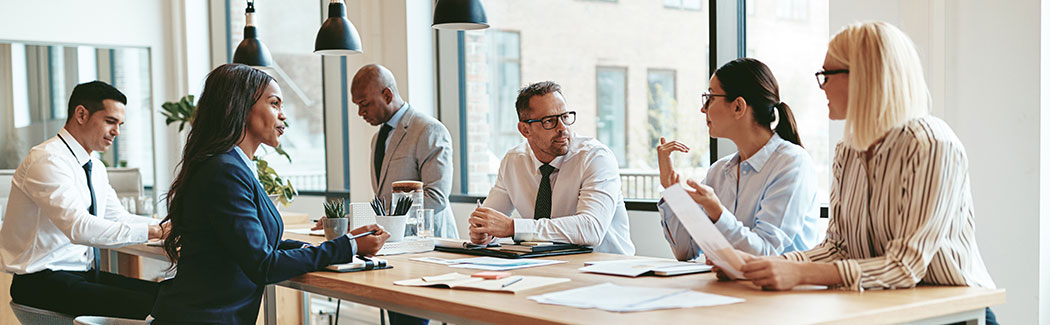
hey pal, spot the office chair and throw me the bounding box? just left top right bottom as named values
left=9, top=301, right=75, bottom=324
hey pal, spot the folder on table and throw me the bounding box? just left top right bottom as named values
left=394, top=273, right=569, bottom=294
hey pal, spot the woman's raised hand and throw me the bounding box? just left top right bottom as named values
left=658, top=137, right=690, bottom=189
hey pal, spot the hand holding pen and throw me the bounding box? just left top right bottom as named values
left=349, top=224, right=389, bottom=256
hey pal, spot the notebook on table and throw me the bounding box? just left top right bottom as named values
left=325, top=256, right=392, bottom=273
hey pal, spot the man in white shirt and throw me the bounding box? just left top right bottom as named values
left=0, top=81, right=165, bottom=319
left=469, top=81, right=635, bottom=255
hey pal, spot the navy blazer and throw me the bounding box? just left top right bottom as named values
left=151, top=149, right=354, bottom=324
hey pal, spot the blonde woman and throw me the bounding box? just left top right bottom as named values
left=726, top=21, right=997, bottom=323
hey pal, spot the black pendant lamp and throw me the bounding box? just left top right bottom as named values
left=432, top=0, right=489, bottom=30
left=314, top=0, right=363, bottom=55
left=232, top=0, right=273, bottom=67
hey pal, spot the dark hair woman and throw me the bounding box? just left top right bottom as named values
left=150, top=64, right=388, bottom=324
left=656, top=57, right=820, bottom=260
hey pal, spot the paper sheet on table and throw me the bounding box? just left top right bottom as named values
left=527, top=283, right=743, bottom=312
left=447, top=257, right=566, bottom=271
left=661, top=184, right=746, bottom=279
left=409, top=256, right=566, bottom=270
left=286, top=228, right=324, bottom=236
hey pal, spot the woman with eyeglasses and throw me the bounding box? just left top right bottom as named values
left=727, top=21, right=998, bottom=324
left=657, top=57, right=821, bottom=261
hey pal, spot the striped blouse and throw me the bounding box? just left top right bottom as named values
left=783, top=116, right=996, bottom=291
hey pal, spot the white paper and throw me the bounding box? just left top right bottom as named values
left=578, top=259, right=710, bottom=277
left=286, top=228, right=324, bottom=236
left=447, top=257, right=566, bottom=271
left=527, top=283, right=744, bottom=312
left=661, top=184, right=747, bottom=279
left=408, top=256, right=566, bottom=271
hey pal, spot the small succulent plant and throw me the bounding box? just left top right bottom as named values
left=323, top=199, right=347, bottom=219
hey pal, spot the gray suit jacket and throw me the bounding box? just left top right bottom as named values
left=371, top=105, right=458, bottom=238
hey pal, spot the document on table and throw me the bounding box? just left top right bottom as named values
left=662, top=184, right=747, bottom=279
left=394, top=273, right=570, bottom=294
left=286, top=228, right=324, bottom=236
left=528, top=283, right=743, bottom=312
left=409, top=256, right=566, bottom=270
left=579, top=259, right=712, bottom=277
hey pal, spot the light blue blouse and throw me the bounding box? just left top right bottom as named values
left=658, top=134, right=821, bottom=260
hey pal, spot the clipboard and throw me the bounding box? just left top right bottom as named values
left=435, top=244, right=592, bottom=259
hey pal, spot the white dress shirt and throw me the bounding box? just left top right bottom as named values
left=483, top=133, right=635, bottom=255
left=0, top=128, right=157, bottom=274
left=659, top=134, right=821, bottom=259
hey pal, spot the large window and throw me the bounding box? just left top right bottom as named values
left=747, top=0, right=830, bottom=203
left=226, top=0, right=326, bottom=192
left=454, top=0, right=711, bottom=199
left=596, top=66, right=627, bottom=167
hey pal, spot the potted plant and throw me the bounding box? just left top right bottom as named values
left=321, top=199, right=349, bottom=240
left=161, top=94, right=297, bottom=206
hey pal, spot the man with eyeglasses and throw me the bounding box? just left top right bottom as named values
left=468, top=81, right=635, bottom=255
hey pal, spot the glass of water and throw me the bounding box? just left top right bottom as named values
left=416, top=208, right=434, bottom=238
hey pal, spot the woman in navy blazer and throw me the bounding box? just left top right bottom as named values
left=151, top=64, right=389, bottom=324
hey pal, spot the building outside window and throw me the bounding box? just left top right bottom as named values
left=457, top=0, right=711, bottom=199
left=226, top=0, right=327, bottom=192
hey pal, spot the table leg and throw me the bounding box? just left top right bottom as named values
left=264, top=285, right=277, bottom=325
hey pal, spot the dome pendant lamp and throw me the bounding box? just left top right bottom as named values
left=432, top=0, right=489, bottom=30
left=314, top=0, right=363, bottom=55
left=232, top=0, right=274, bottom=67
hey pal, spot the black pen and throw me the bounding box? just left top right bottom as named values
left=346, top=230, right=376, bottom=240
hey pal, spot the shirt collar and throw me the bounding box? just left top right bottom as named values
left=232, top=146, right=259, bottom=179
left=57, top=128, right=91, bottom=165
left=740, top=134, right=785, bottom=173
left=385, top=102, right=409, bottom=129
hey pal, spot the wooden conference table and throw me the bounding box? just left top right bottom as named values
left=119, top=229, right=1004, bottom=325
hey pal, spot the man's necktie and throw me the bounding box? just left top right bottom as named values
left=534, top=163, right=555, bottom=219
left=374, top=124, right=394, bottom=183
left=84, top=161, right=101, bottom=279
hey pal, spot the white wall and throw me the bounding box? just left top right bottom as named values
left=831, top=1, right=1045, bottom=323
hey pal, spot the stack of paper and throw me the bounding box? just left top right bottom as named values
left=528, top=283, right=743, bottom=312
left=579, top=259, right=711, bottom=277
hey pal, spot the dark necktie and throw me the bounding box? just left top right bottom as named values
left=374, top=124, right=394, bottom=183
left=83, top=161, right=101, bottom=278
left=534, top=163, right=555, bottom=219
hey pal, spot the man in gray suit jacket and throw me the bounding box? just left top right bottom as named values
left=351, top=64, right=458, bottom=239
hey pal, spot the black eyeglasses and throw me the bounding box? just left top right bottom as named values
left=701, top=92, right=728, bottom=110
left=815, top=69, right=849, bottom=89
left=521, top=111, right=576, bottom=130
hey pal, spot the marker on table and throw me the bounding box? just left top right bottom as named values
left=346, top=230, right=376, bottom=240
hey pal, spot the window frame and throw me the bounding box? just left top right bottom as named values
left=438, top=0, right=828, bottom=217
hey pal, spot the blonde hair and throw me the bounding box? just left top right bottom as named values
left=828, top=21, right=930, bottom=150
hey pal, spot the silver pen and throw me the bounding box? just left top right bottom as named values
left=500, top=276, right=523, bottom=288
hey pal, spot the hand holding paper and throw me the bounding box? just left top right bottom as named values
left=661, top=184, right=747, bottom=279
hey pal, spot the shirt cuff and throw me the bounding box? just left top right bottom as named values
left=345, top=234, right=358, bottom=256
left=512, top=218, right=537, bottom=242
left=833, top=259, right=862, bottom=291
left=711, top=206, right=738, bottom=233
left=782, top=251, right=810, bottom=262
left=134, top=224, right=151, bottom=244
